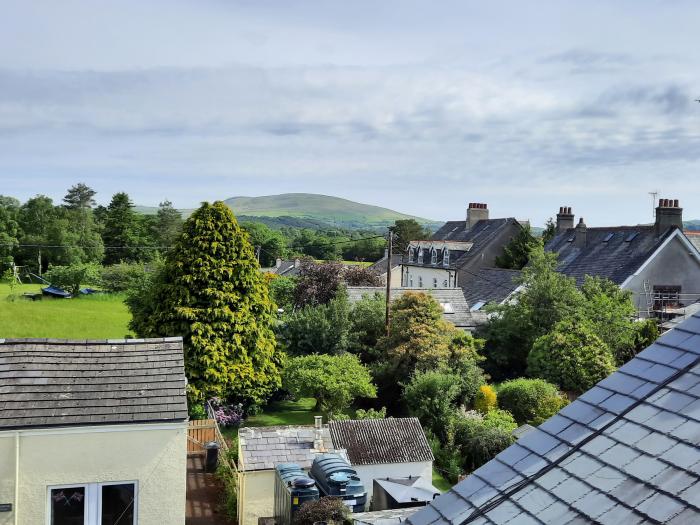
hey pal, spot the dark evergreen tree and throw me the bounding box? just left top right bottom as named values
left=153, top=200, right=184, bottom=249
left=393, top=219, right=431, bottom=253
left=62, top=183, right=96, bottom=210
left=127, top=201, right=283, bottom=404
left=102, top=192, right=145, bottom=264
left=494, top=224, right=541, bottom=270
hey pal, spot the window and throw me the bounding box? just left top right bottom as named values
left=408, top=247, right=414, bottom=263
left=432, top=277, right=438, bottom=288
left=409, top=276, right=413, bottom=287
left=417, top=249, right=423, bottom=264
left=49, top=482, right=136, bottom=525
left=431, top=249, right=437, bottom=265
left=443, top=249, right=450, bottom=266
left=443, top=279, right=448, bottom=287
left=418, top=276, right=423, bottom=287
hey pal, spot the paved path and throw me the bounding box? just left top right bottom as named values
left=186, top=454, right=232, bottom=525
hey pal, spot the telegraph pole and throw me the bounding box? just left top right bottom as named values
left=385, top=229, right=393, bottom=335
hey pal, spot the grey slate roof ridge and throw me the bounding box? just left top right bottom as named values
left=0, top=336, right=182, bottom=345
left=408, top=312, right=700, bottom=525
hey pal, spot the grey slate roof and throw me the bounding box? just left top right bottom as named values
left=432, top=219, right=520, bottom=269
left=329, top=418, right=434, bottom=466
left=346, top=287, right=487, bottom=330
left=463, top=268, right=522, bottom=307
left=238, top=425, right=337, bottom=471
left=545, top=225, right=675, bottom=285
left=368, top=254, right=404, bottom=275
left=686, top=231, right=700, bottom=253
left=406, top=311, right=700, bottom=525
left=0, top=337, right=188, bottom=430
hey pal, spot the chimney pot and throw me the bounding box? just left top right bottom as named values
left=674, top=199, right=679, bottom=208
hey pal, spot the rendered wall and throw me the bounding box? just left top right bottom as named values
left=354, top=461, right=433, bottom=511
left=624, top=235, right=700, bottom=315
left=238, top=469, right=274, bottom=525
left=0, top=423, right=187, bottom=525
left=402, top=266, right=456, bottom=288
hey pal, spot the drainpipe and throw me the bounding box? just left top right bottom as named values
left=14, top=431, right=20, bottom=525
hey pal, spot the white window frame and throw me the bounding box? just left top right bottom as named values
left=431, top=249, right=437, bottom=265
left=408, top=247, right=414, bottom=263
left=443, top=249, right=450, bottom=266
left=46, top=481, right=138, bottom=525
left=432, top=277, right=438, bottom=288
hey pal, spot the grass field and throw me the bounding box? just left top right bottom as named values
left=0, top=283, right=132, bottom=339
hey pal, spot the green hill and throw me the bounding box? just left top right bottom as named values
left=223, top=193, right=435, bottom=229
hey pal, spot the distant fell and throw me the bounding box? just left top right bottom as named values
left=223, top=193, right=436, bottom=229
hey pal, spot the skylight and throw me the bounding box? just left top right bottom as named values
left=440, top=302, right=455, bottom=313
left=470, top=301, right=486, bottom=311
left=603, top=233, right=614, bottom=242
left=625, top=232, right=639, bottom=242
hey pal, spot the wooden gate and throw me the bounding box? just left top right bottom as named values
left=187, top=419, right=217, bottom=453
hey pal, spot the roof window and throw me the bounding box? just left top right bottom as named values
left=625, top=232, right=639, bottom=242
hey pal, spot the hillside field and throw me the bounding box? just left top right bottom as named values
left=0, top=284, right=132, bottom=339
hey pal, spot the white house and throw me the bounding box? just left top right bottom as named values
left=0, top=337, right=189, bottom=525
left=546, top=199, right=700, bottom=317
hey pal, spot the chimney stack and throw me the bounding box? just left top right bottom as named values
left=467, top=203, right=489, bottom=230
left=313, top=415, right=325, bottom=451
left=574, top=218, right=587, bottom=248
left=556, top=206, right=575, bottom=232
left=655, top=198, right=683, bottom=236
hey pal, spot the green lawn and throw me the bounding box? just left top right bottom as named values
left=0, top=283, right=132, bottom=339
left=244, top=398, right=322, bottom=427
left=432, top=469, right=453, bottom=492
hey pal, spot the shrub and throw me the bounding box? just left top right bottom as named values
left=527, top=318, right=616, bottom=394
left=188, top=403, right=207, bottom=420
left=278, top=294, right=350, bottom=356
left=474, top=385, right=497, bottom=414
left=403, top=369, right=462, bottom=440
left=215, top=463, right=237, bottom=522
left=497, top=378, right=568, bottom=426
left=44, top=262, right=102, bottom=296
left=452, top=410, right=515, bottom=472
left=100, top=262, right=151, bottom=293
left=293, top=497, right=351, bottom=525
left=354, top=407, right=387, bottom=420
left=209, top=398, right=244, bottom=428
left=427, top=431, right=463, bottom=483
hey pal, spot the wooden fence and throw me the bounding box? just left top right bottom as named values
left=187, top=419, right=217, bottom=453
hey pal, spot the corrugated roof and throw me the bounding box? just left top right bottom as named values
left=345, top=287, right=487, bottom=330
left=407, top=311, right=700, bottom=525
left=0, top=337, right=188, bottom=430
left=329, top=418, right=434, bottom=465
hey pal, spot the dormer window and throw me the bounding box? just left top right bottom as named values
left=443, top=248, right=450, bottom=266
left=431, top=249, right=437, bottom=265
left=417, top=248, right=423, bottom=264
left=408, top=247, right=415, bottom=263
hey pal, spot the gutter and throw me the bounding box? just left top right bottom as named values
left=14, top=431, right=19, bottom=525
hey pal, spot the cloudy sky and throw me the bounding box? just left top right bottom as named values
left=2, top=0, right=700, bottom=225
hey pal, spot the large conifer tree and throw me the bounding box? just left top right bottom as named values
left=129, top=201, right=282, bottom=404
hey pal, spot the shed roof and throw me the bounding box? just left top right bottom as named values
left=407, top=311, right=700, bottom=525
left=0, top=337, right=188, bottom=430
left=238, top=425, right=338, bottom=471
left=329, top=418, right=434, bottom=466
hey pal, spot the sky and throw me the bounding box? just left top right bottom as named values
left=1, top=0, right=700, bottom=226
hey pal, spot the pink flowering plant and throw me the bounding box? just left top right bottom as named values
left=208, top=397, right=244, bottom=427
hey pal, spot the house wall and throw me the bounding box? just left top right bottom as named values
left=238, top=469, right=275, bottom=525
left=380, top=266, right=403, bottom=288
left=401, top=266, right=457, bottom=289
left=353, top=461, right=433, bottom=511
left=624, top=234, right=700, bottom=316
left=0, top=423, right=187, bottom=525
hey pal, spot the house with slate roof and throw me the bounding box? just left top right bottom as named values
left=346, top=287, right=487, bottom=332
left=0, top=337, right=188, bottom=525
left=367, top=250, right=404, bottom=286
left=406, top=310, right=700, bottom=524
left=329, top=418, right=437, bottom=510
left=401, top=203, right=523, bottom=291
left=546, top=199, right=700, bottom=318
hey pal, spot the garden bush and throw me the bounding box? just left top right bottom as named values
left=527, top=318, right=616, bottom=394
left=474, top=385, right=497, bottom=414
left=100, top=262, right=152, bottom=293
left=293, top=497, right=351, bottom=525
left=497, top=378, right=568, bottom=426
left=45, top=263, right=101, bottom=295
left=452, top=410, right=515, bottom=472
